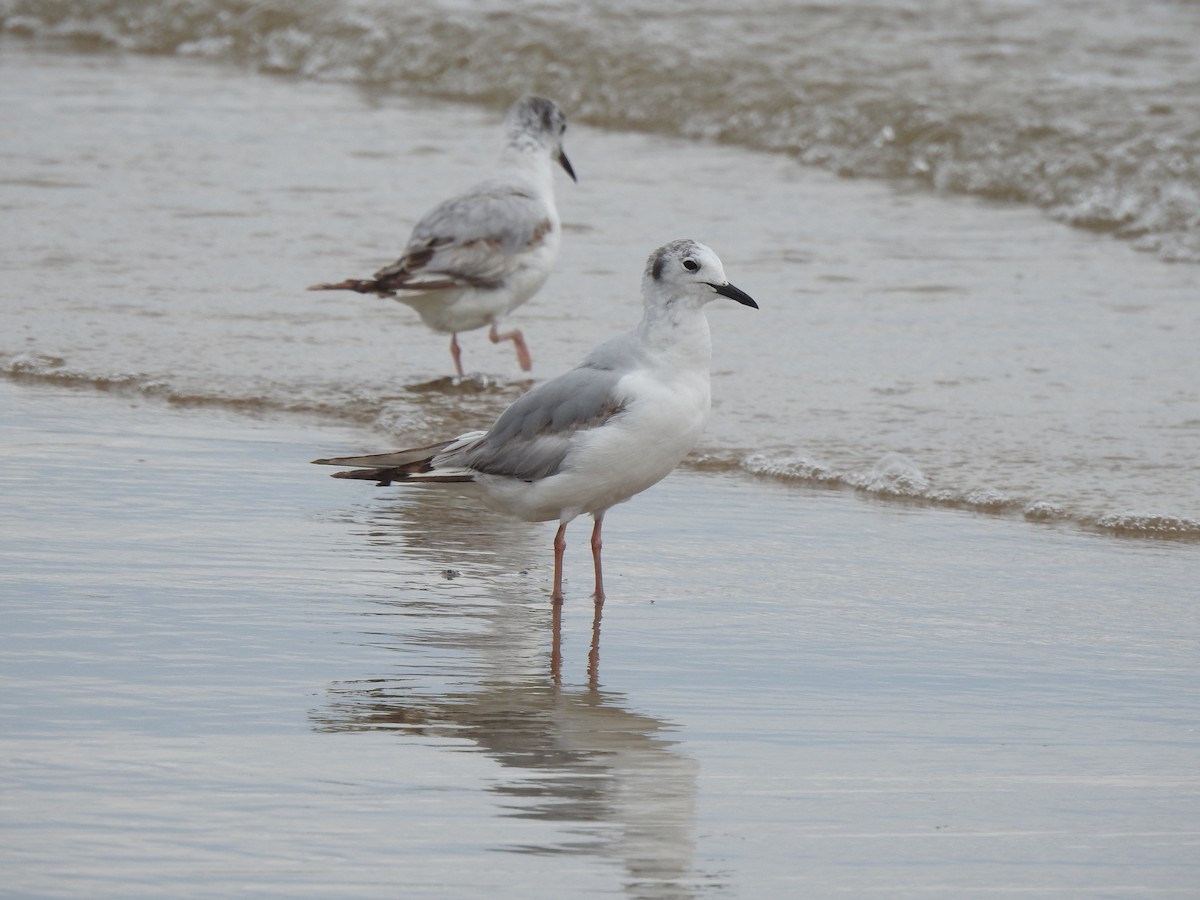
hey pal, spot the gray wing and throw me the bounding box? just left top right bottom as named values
left=447, top=364, right=627, bottom=481
left=377, top=179, right=552, bottom=288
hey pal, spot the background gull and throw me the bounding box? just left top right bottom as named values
left=308, top=95, right=576, bottom=377
left=314, top=240, right=758, bottom=604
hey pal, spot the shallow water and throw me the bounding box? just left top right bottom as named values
left=6, top=0, right=1200, bottom=262
left=2, top=35, right=1199, bottom=898
left=2, top=41, right=1197, bottom=536
left=2, top=380, right=1198, bottom=898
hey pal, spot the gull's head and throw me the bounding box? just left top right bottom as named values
left=644, top=240, right=759, bottom=310
left=505, top=95, right=576, bottom=182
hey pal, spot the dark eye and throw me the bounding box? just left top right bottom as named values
left=682, top=259, right=699, bottom=272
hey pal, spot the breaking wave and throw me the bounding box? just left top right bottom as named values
left=4, top=0, right=1199, bottom=262
left=741, top=451, right=1200, bottom=541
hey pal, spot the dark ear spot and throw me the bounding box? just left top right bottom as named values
left=651, top=252, right=665, bottom=280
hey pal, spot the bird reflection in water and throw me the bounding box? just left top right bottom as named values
left=313, top=671, right=702, bottom=896
left=315, top=486, right=707, bottom=897
left=550, top=596, right=605, bottom=686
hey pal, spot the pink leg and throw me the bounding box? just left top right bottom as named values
left=590, top=515, right=606, bottom=603
left=551, top=522, right=568, bottom=605
left=449, top=334, right=464, bottom=377
left=489, top=321, right=532, bottom=372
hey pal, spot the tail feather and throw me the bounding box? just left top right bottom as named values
left=314, top=438, right=480, bottom=487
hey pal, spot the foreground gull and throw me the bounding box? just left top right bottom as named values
left=308, top=95, right=576, bottom=376
left=314, top=240, right=757, bottom=604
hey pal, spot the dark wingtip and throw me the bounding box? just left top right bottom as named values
left=308, top=279, right=371, bottom=293
left=329, top=468, right=395, bottom=486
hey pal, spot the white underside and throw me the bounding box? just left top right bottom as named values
left=397, top=248, right=556, bottom=333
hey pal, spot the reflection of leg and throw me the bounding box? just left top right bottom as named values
left=449, top=334, right=465, bottom=377
left=590, top=514, right=606, bottom=601
left=489, top=321, right=532, bottom=371
left=551, top=522, right=568, bottom=604
left=587, top=595, right=604, bottom=684
left=551, top=600, right=563, bottom=684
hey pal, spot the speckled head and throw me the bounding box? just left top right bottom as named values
left=505, top=95, right=576, bottom=181
left=644, top=240, right=759, bottom=309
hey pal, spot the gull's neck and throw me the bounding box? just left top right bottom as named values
left=498, top=137, right=556, bottom=196
left=636, top=296, right=713, bottom=374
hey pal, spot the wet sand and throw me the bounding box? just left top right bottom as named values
left=3, top=380, right=1197, bottom=898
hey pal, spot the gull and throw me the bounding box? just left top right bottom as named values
left=314, top=240, right=758, bottom=604
left=308, top=95, right=576, bottom=376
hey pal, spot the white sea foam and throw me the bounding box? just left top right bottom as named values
left=4, top=0, right=1199, bottom=262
